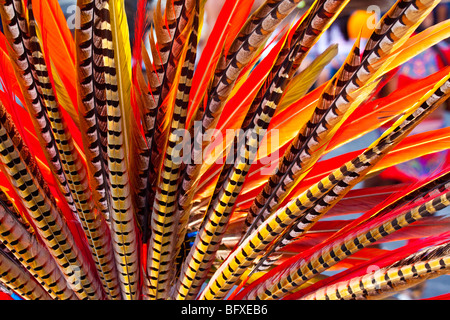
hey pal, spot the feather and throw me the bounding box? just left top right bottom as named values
left=329, top=66, right=450, bottom=151
left=32, top=0, right=79, bottom=130
left=324, top=164, right=450, bottom=247
left=0, top=249, right=52, bottom=300
left=0, top=101, right=104, bottom=299
left=0, top=196, right=78, bottom=299
left=0, top=0, right=448, bottom=302
left=242, top=36, right=362, bottom=245
left=130, top=61, right=155, bottom=232
left=192, top=0, right=350, bottom=300
left=195, top=28, right=292, bottom=200
left=201, top=72, right=450, bottom=300
left=249, top=73, right=450, bottom=273
left=276, top=43, right=338, bottom=113
left=129, top=0, right=149, bottom=135
left=27, top=3, right=123, bottom=299
left=301, top=240, right=450, bottom=300
left=325, top=184, right=407, bottom=217
left=175, top=1, right=324, bottom=300
left=0, top=34, right=28, bottom=141
left=199, top=0, right=307, bottom=140
left=202, top=16, right=310, bottom=191
left=1, top=0, right=119, bottom=297
left=277, top=216, right=450, bottom=259
left=1, top=0, right=79, bottom=216
left=239, top=151, right=450, bottom=301
left=145, top=0, right=200, bottom=299
left=75, top=0, right=112, bottom=233
left=187, top=0, right=254, bottom=128
left=0, top=32, right=25, bottom=106
left=237, top=184, right=450, bottom=300
left=285, top=232, right=450, bottom=299
left=100, top=0, right=140, bottom=300
left=175, top=1, right=309, bottom=248
left=0, top=188, right=35, bottom=236
left=131, top=0, right=148, bottom=73
left=241, top=0, right=444, bottom=243
left=303, top=22, right=450, bottom=155
left=139, top=0, right=198, bottom=249
left=202, top=0, right=347, bottom=242
left=283, top=127, right=450, bottom=207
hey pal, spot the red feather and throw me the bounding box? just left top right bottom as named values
left=187, top=0, right=254, bottom=126
left=32, top=0, right=76, bottom=108
left=0, top=292, right=13, bottom=300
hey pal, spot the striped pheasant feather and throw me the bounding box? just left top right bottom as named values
left=102, top=0, right=140, bottom=300
left=27, top=2, right=122, bottom=300
left=234, top=75, right=450, bottom=300
left=0, top=188, right=78, bottom=300
left=76, top=0, right=112, bottom=230
left=145, top=0, right=200, bottom=299
left=245, top=187, right=450, bottom=300
left=76, top=0, right=138, bottom=300
left=0, top=248, right=52, bottom=300
left=251, top=88, right=450, bottom=271
left=0, top=102, right=104, bottom=299
left=137, top=0, right=198, bottom=246
left=301, top=241, right=450, bottom=300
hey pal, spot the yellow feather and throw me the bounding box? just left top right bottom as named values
left=110, top=0, right=132, bottom=156
left=277, top=44, right=338, bottom=114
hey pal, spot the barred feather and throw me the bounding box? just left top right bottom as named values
left=235, top=77, right=450, bottom=299
left=0, top=197, right=77, bottom=300
left=139, top=0, right=198, bottom=246
left=301, top=242, right=450, bottom=300
left=247, top=188, right=450, bottom=300
left=76, top=0, right=112, bottom=230
left=145, top=0, right=200, bottom=299
left=0, top=249, right=52, bottom=300
left=0, top=102, right=104, bottom=299
left=102, top=0, right=140, bottom=300
left=185, top=0, right=348, bottom=300
left=243, top=17, right=360, bottom=242
left=241, top=0, right=442, bottom=249
left=27, top=3, right=122, bottom=300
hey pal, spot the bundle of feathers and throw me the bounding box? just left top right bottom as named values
left=0, top=0, right=448, bottom=300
